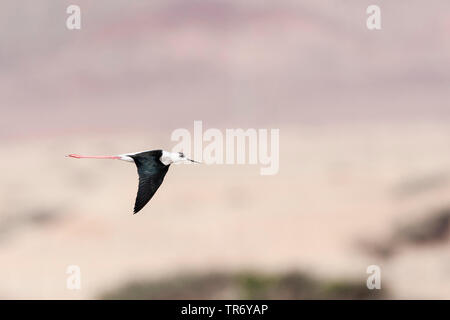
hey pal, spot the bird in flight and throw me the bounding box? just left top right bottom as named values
left=67, top=150, right=199, bottom=214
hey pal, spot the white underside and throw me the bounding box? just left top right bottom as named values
left=118, top=152, right=140, bottom=162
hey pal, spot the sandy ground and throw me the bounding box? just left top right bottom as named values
left=0, top=124, right=449, bottom=299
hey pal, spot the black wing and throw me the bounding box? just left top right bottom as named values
left=131, top=151, right=170, bottom=214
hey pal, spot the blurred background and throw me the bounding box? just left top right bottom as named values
left=1, top=0, right=450, bottom=299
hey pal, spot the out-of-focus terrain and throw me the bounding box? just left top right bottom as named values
left=1, top=0, right=450, bottom=299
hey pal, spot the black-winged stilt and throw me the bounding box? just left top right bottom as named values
left=67, top=150, right=199, bottom=214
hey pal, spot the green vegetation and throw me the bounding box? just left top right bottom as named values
left=99, top=270, right=385, bottom=300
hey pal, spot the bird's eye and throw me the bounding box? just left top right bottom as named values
left=179, top=152, right=185, bottom=157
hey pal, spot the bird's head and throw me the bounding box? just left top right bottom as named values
left=160, top=151, right=200, bottom=165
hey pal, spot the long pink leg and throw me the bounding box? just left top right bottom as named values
left=66, top=154, right=120, bottom=159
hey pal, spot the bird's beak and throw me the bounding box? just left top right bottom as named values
left=187, top=158, right=201, bottom=164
